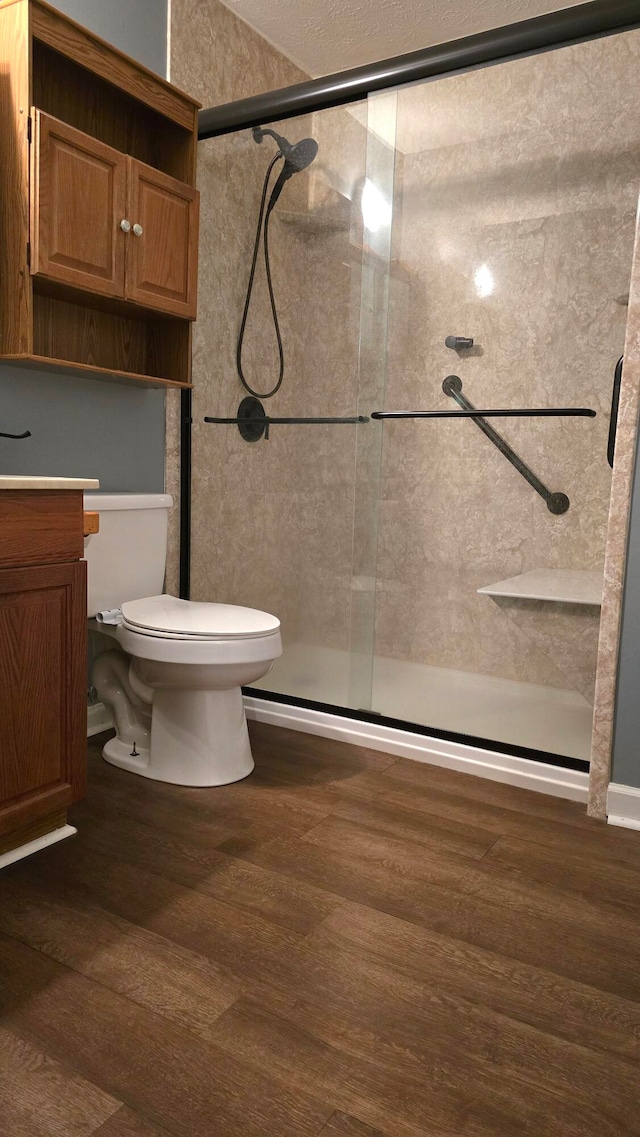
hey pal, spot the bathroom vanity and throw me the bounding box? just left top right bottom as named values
left=0, top=477, right=98, bottom=865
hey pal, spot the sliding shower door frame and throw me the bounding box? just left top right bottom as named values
left=181, top=0, right=640, bottom=812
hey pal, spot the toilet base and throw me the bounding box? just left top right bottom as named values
left=102, top=685, right=255, bottom=786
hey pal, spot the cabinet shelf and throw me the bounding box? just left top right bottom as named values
left=0, top=355, right=192, bottom=390
left=2, top=276, right=193, bottom=388
left=32, top=40, right=195, bottom=183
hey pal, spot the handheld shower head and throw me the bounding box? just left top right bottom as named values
left=282, top=136, right=319, bottom=173
left=253, top=126, right=319, bottom=209
left=253, top=125, right=317, bottom=166
left=237, top=126, right=319, bottom=402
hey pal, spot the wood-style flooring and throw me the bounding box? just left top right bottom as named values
left=2, top=723, right=640, bottom=1136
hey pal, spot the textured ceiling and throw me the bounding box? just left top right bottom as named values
left=217, top=0, right=588, bottom=77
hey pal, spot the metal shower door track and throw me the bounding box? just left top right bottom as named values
left=197, top=0, right=640, bottom=139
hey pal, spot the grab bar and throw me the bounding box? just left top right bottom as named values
left=443, top=374, right=579, bottom=514
left=371, top=376, right=596, bottom=514
left=370, top=409, right=594, bottom=419
left=608, top=355, right=623, bottom=468
left=205, top=396, right=367, bottom=441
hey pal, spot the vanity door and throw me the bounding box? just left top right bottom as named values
left=0, top=559, right=87, bottom=848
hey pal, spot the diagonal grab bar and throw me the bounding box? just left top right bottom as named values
left=442, top=375, right=577, bottom=514
left=370, top=377, right=596, bottom=514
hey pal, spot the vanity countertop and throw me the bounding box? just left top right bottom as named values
left=0, top=475, right=100, bottom=490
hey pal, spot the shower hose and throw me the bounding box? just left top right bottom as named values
left=236, top=153, right=286, bottom=400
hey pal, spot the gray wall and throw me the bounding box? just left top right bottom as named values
left=612, top=445, right=640, bottom=786
left=0, top=0, right=168, bottom=492
left=52, top=0, right=167, bottom=75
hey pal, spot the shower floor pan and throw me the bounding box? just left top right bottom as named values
left=251, top=643, right=592, bottom=762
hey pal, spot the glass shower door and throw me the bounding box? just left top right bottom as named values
left=360, top=29, right=639, bottom=762
left=346, top=91, right=397, bottom=713
left=191, top=104, right=382, bottom=715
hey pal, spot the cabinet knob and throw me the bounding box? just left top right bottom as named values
left=120, top=219, right=131, bottom=232
left=132, top=223, right=143, bottom=236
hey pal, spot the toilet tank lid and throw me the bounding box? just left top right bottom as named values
left=83, top=493, right=173, bottom=510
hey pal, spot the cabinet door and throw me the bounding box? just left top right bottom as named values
left=31, top=110, right=127, bottom=298
left=125, top=158, right=199, bottom=318
left=0, top=561, right=87, bottom=840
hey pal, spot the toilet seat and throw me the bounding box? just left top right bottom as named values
left=116, top=596, right=282, bottom=666
left=121, top=594, right=280, bottom=642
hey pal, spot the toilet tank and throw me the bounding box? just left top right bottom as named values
left=84, top=493, right=173, bottom=617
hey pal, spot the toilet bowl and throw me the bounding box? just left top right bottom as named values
left=85, top=494, right=282, bottom=786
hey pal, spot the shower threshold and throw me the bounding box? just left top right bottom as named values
left=250, top=643, right=592, bottom=764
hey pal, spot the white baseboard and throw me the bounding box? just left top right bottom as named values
left=243, top=696, right=589, bottom=802
left=0, top=824, right=77, bottom=870
left=87, top=701, right=113, bottom=737
left=90, top=690, right=588, bottom=801
left=607, top=783, right=640, bottom=829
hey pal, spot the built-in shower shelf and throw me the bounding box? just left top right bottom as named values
left=478, top=569, right=603, bottom=606
left=277, top=207, right=351, bottom=234
left=276, top=208, right=415, bottom=283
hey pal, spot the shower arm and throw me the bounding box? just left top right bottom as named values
left=371, top=376, right=596, bottom=515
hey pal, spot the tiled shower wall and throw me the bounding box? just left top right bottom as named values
left=171, top=4, right=640, bottom=708
left=166, top=0, right=307, bottom=602
left=373, top=32, right=640, bottom=696
left=169, top=0, right=371, bottom=654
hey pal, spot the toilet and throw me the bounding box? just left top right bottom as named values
left=84, top=493, right=282, bottom=786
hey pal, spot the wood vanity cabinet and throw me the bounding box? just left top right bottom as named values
left=0, top=492, right=86, bottom=858
left=0, top=0, right=201, bottom=387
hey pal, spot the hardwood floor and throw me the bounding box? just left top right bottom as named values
left=1, top=723, right=640, bottom=1135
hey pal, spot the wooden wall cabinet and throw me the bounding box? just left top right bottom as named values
left=0, top=0, right=201, bottom=387
left=31, top=112, right=199, bottom=318
left=0, top=491, right=87, bottom=860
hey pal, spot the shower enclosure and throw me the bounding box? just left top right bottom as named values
left=185, top=2, right=640, bottom=774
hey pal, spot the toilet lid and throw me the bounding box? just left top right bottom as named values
left=121, top=595, right=280, bottom=639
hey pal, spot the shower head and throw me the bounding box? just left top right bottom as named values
left=282, top=136, right=319, bottom=173
left=253, top=125, right=319, bottom=172
left=253, top=125, right=319, bottom=210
